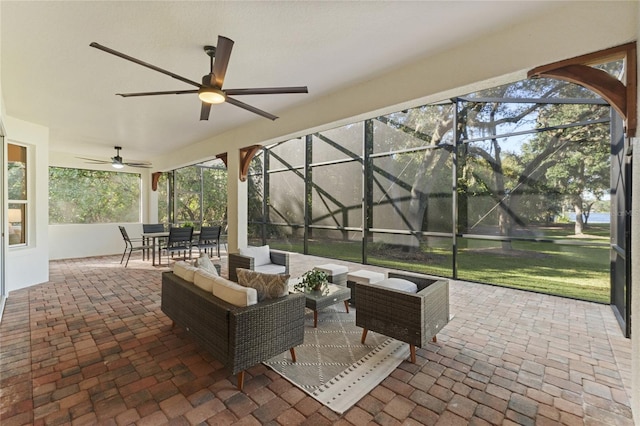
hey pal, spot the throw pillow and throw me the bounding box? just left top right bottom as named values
left=173, top=261, right=198, bottom=283
left=377, top=278, right=418, bottom=293
left=239, top=245, right=271, bottom=267
left=236, top=268, right=289, bottom=302
left=194, top=254, right=219, bottom=276
left=212, top=276, right=258, bottom=307
left=193, top=269, right=217, bottom=292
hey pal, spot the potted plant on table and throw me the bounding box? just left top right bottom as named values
left=293, top=269, right=328, bottom=293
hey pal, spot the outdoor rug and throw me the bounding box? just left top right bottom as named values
left=264, top=304, right=409, bottom=414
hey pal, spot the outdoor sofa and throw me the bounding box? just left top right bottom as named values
left=161, top=262, right=305, bottom=390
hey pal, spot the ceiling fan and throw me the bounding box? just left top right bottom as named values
left=90, top=36, right=308, bottom=121
left=78, top=146, right=152, bottom=169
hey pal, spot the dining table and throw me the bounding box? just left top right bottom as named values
left=142, top=230, right=200, bottom=266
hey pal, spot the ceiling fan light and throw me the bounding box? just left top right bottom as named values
left=198, top=87, right=226, bottom=104
left=112, top=155, right=124, bottom=169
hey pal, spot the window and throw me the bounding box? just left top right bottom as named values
left=252, top=76, right=614, bottom=303
left=169, top=159, right=228, bottom=229
left=8, top=144, right=27, bottom=245
left=49, top=167, right=141, bottom=223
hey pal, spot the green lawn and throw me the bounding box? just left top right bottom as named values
left=262, top=223, right=611, bottom=304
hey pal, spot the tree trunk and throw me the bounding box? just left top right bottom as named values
left=492, top=138, right=513, bottom=251
left=573, top=202, right=584, bottom=235
left=406, top=117, right=452, bottom=250
left=406, top=149, right=449, bottom=248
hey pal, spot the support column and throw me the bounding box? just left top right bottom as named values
left=146, top=171, right=159, bottom=223
left=363, top=120, right=373, bottom=264
left=227, top=148, right=248, bottom=253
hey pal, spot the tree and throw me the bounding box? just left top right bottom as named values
left=525, top=103, right=610, bottom=234
left=172, top=161, right=228, bottom=228
left=396, top=75, right=611, bottom=249
left=49, top=168, right=140, bottom=223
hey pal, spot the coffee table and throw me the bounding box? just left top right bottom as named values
left=290, top=282, right=351, bottom=328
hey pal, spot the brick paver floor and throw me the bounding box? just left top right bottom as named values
left=0, top=252, right=634, bottom=425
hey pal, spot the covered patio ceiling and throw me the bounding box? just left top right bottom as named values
left=1, top=1, right=570, bottom=162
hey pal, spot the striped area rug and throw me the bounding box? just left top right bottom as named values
left=264, top=305, right=409, bottom=414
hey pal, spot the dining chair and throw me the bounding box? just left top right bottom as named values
left=142, top=223, right=165, bottom=261
left=118, top=226, right=151, bottom=267
left=163, top=226, right=194, bottom=265
left=192, top=225, right=221, bottom=257
left=142, top=223, right=165, bottom=233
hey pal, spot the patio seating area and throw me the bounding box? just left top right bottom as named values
left=0, top=252, right=634, bottom=425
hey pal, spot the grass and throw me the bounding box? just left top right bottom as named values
left=261, top=223, right=611, bottom=304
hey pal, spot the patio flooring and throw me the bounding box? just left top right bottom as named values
left=0, top=251, right=634, bottom=425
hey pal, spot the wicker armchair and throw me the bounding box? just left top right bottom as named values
left=228, top=246, right=289, bottom=282
left=356, top=271, right=449, bottom=363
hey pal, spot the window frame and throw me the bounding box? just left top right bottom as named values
left=7, top=143, right=28, bottom=247
left=48, top=166, right=143, bottom=224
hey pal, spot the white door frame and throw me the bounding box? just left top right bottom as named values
left=0, top=128, right=6, bottom=320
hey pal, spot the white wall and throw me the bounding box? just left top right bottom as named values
left=48, top=223, right=142, bottom=260
left=47, top=151, right=153, bottom=260
left=4, top=116, right=49, bottom=291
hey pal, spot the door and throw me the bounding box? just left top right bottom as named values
left=610, top=111, right=631, bottom=337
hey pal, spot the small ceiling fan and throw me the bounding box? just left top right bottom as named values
left=90, top=35, right=308, bottom=121
left=78, top=146, right=152, bottom=169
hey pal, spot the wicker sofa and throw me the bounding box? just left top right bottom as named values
left=161, top=270, right=305, bottom=390
left=228, top=245, right=289, bottom=282
left=356, top=271, right=449, bottom=363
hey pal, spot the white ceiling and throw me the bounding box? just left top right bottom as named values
left=1, top=1, right=566, bottom=162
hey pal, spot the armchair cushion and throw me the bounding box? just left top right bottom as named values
left=212, top=276, right=258, bottom=307
left=239, top=245, right=271, bottom=267
left=255, top=264, right=287, bottom=275
left=173, top=261, right=198, bottom=283
left=377, top=278, right=418, bottom=293
left=236, top=268, right=289, bottom=302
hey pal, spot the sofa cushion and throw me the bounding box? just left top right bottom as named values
left=239, top=245, right=271, bottom=267
left=377, top=278, right=418, bottom=293
left=236, top=268, right=289, bottom=302
left=173, top=261, right=198, bottom=283
left=212, top=276, right=258, bottom=307
left=193, top=269, right=218, bottom=292
left=194, top=254, right=218, bottom=276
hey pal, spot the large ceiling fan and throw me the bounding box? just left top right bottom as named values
left=78, top=146, right=152, bottom=169
left=90, top=36, right=308, bottom=121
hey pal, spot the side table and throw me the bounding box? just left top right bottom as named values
left=290, top=282, right=351, bottom=328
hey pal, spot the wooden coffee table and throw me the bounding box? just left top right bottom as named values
left=290, top=282, right=351, bottom=328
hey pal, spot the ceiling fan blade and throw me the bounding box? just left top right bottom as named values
left=200, top=102, right=212, bottom=121
left=225, top=96, right=278, bottom=121
left=117, top=90, right=198, bottom=97
left=124, top=162, right=153, bottom=168
left=90, top=42, right=202, bottom=88
left=224, top=86, right=308, bottom=96
left=212, top=36, right=234, bottom=87
left=77, top=157, right=110, bottom=164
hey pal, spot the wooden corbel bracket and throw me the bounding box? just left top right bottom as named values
left=528, top=42, right=636, bottom=137
left=215, top=144, right=262, bottom=182
left=151, top=172, right=163, bottom=191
